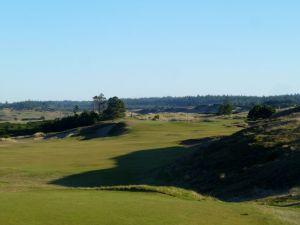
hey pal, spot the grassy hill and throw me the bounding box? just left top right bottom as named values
left=172, top=108, right=300, bottom=202
left=0, top=115, right=299, bottom=224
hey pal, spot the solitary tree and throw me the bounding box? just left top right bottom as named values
left=93, top=96, right=98, bottom=112
left=73, top=105, right=79, bottom=115
left=93, top=93, right=107, bottom=113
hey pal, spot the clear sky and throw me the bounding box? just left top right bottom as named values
left=1, top=0, right=300, bottom=102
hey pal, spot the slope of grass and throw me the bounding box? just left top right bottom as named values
left=0, top=118, right=240, bottom=191
left=172, top=110, right=300, bottom=201
left=0, top=116, right=298, bottom=224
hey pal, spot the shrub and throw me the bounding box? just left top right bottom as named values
left=152, top=115, right=160, bottom=121
left=41, top=111, right=101, bottom=133
left=0, top=111, right=102, bottom=137
left=217, top=102, right=233, bottom=115
left=248, top=105, right=276, bottom=120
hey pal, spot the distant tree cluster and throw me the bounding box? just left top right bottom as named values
left=0, top=95, right=126, bottom=137
left=103, top=97, right=126, bottom=119
left=0, top=100, right=92, bottom=111
left=0, top=111, right=101, bottom=137
left=92, top=94, right=126, bottom=119
left=41, top=111, right=100, bottom=133
left=42, top=95, right=126, bottom=134
left=248, top=105, right=276, bottom=120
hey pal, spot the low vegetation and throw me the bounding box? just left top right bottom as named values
left=0, top=111, right=100, bottom=137
left=218, top=101, right=233, bottom=115
left=0, top=108, right=70, bottom=122
left=248, top=104, right=276, bottom=120
left=172, top=107, right=300, bottom=201
left=0, top=96, right=126, bottom=138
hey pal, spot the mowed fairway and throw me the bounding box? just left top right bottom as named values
left=0, top=118, right=297, bottom=225
left=0, top=190, right=288, bottom=225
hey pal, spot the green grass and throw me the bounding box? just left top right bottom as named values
left=0, top=190, right=291, bottom=225
left=0, top=117, right=298, bottom=224
left=0, top=118, right=240, bottom=190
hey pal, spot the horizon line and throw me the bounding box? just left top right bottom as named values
left=1, top=93, right=300, bottom=104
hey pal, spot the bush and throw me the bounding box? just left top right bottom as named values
left=0, top=111, right=102, bottom=137
left=217, top=102, right=233, bottom=115
left=152, top=115, right=160, bottom=121
left=248, top=105, right=276, bottom=120
left=41, top=111, right=101, bottom=133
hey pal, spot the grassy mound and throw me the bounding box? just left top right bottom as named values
left=173, top=108, right=300, bottom=201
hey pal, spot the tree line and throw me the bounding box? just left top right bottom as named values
left=1, top=94, right=300, bottom=111
left=123, top=94, right=299, bottom=109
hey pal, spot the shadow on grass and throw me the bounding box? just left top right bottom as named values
left=176, top=132, right=300, bottom=202
left=50, top=146, right=187, bottom=188
left=50, top=134, right=300, bottom=202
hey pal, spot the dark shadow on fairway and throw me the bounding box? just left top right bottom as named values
left=50, top=146, right=187, bottom=187
left=175, top=133, right=300, bottom=202
left=51, top=133, right=300, bottom=202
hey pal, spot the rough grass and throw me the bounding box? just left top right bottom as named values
left=0, top=109, right=71, bottom=123
left=0, top=116, right=298, bottom=224
left=133, top=112, right=248, bottom=125
left=171, top=110, right=300, bottom=201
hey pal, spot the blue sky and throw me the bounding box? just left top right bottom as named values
left=1, top=0, right=300, bottom=102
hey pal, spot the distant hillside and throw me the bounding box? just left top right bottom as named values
left=173, top=107, right=300, bottom=201
left=1, top=94, right=300, bottom=111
